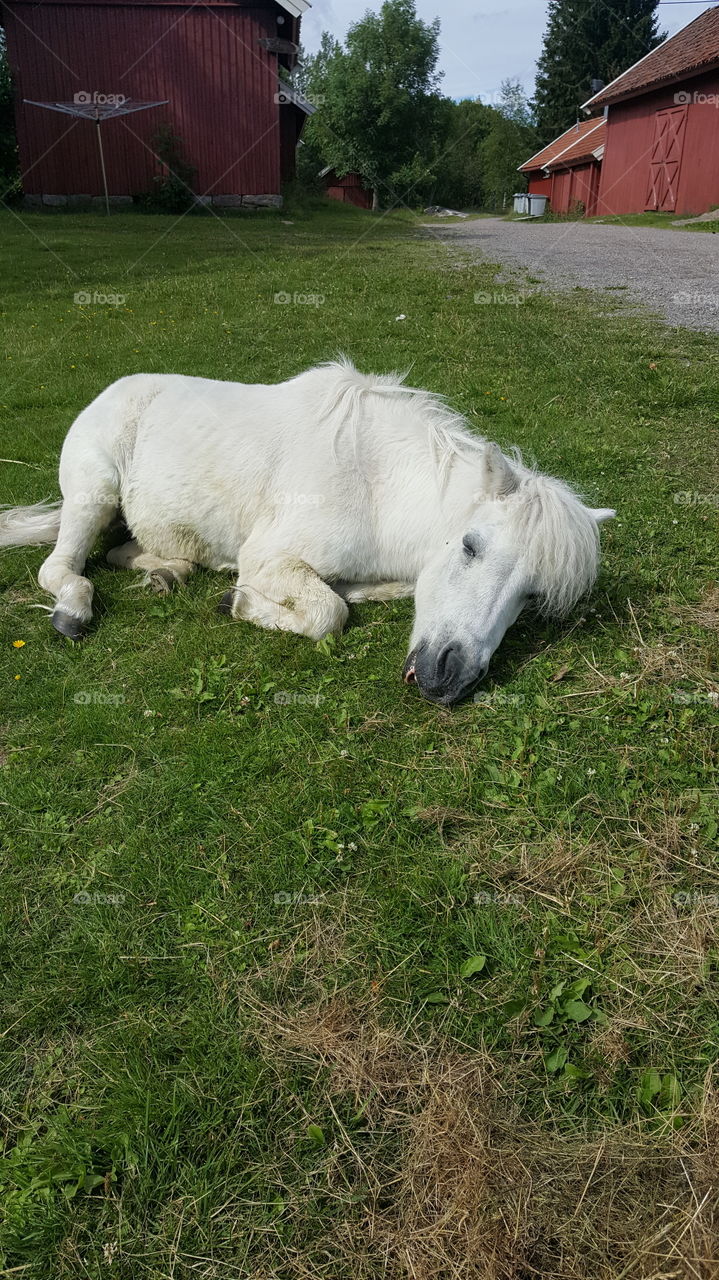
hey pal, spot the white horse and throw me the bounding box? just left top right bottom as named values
left=0, top=360, right=614, bottom=704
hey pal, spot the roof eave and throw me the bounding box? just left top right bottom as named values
left=586, top=58, right=719, bottom=110
left=275, top=0, right=310, bottom=17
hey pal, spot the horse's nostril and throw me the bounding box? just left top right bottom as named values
left=403, top=652, right=418, bottom=684
left=436, top=643, right=462, bottom=682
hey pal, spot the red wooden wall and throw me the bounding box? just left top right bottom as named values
left=325, top=171, right=372, bottom=209
left=528, top=163, right=600, bottom=216
left=597, top=68, right=719, bottom=216
left=526, top=172, right=552, bottom=200
left=2, top=0, right=284, bottom=197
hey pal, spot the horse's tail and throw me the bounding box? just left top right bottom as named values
left=0, top=500, right=62, bottom=548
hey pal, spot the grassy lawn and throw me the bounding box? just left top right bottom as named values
left=586, top=210, right=719, bottom=231
left=506, top=209, right=719, bottom=231
left=1, top=199, right=718, bottom=1279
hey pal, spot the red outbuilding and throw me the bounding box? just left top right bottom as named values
left=519, top=117, right=606, bottom=216
left=319, top=166, right=372, bottom=210
left=583, top=6, right=719, bottom=217
left=0, top=0, right=313, bottom=207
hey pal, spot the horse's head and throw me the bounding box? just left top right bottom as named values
left=404, top=445, right=615, bottom=705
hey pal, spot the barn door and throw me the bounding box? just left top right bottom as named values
left=645, top=106, right=687, bottom=212
left=552, top=169, right=572, bottom=213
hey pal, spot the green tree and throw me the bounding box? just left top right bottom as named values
left=534, top=0, right=665, bottom=142
left=478, top=81, right=537, bottom=211
left=497, top=77, right=535, bottom=129
left=0, top=30, right=20, bottom=200
left=298, top=0, right=443, bottom=209
left=295, top=32, right=343, bottom=192
left=430, top=97, right=495, bottom=209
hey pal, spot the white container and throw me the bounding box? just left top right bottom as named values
left=513, top=193, right=529, bottom=214
left=528, top=194, right=548, bottom=217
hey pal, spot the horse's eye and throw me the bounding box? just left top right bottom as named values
left=462, top=534, right=481, bottom=559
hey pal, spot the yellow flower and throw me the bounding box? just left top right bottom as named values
left=12, top=639, right=25, bottom=648
left=14, top=674, right=21, bottom=680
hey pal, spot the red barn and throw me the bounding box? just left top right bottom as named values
left=0, top=0, right=313, bottom=207
left=319, top=166, right=372, bottom=210
left=583, top=6, right=719, bottom=217
left=519, top=118, right=606, bottom=216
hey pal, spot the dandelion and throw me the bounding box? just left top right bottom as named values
left=12, top=639, right=25, bottom=648
left=14, top=674, right=21, bottom=680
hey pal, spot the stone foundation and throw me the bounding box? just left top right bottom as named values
left=23, top=193, right=283, bottom=210
left=208, top=194, right=283, bottom=208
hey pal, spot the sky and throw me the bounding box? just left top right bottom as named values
left=300, top=1, right=702, bottom=104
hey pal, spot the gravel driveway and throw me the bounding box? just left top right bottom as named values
left=425, top=217, right=719, bottom=333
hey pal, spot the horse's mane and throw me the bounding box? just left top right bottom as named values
left=318, top=356, right=485, bottom=481
left=317, top=359, right=600, bottom=617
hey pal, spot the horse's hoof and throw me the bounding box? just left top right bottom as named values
left=51, top=609, right=88, bottom=642
left=148, top=567, right=175, bottom=595
left=218, top=591, right=235, bottom=617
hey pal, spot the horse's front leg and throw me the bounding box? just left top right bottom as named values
left=220, top=551, right=348, bottom=641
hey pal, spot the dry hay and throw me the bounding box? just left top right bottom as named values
left=248, top=994, right=719, bottom=1280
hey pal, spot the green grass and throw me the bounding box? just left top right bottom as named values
left=507, top=209, right=719, bottom=231
left=1, top=198, right=718, bottom=1277
left=586, top=210, right=719, bottom=231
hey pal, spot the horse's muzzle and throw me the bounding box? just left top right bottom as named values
left=404, top=643, right=487, bottom=706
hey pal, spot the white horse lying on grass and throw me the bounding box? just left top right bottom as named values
left=0, top=360, right=614, bottom=705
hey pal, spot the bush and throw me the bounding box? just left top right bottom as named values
left=148, top=124, right=197, bottom=213
left=0, top=32, right=20, bottom=202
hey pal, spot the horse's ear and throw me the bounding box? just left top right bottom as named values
left=482, top=443, right=518, bottom=499
left=588, top=507, right=616, bottom=524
